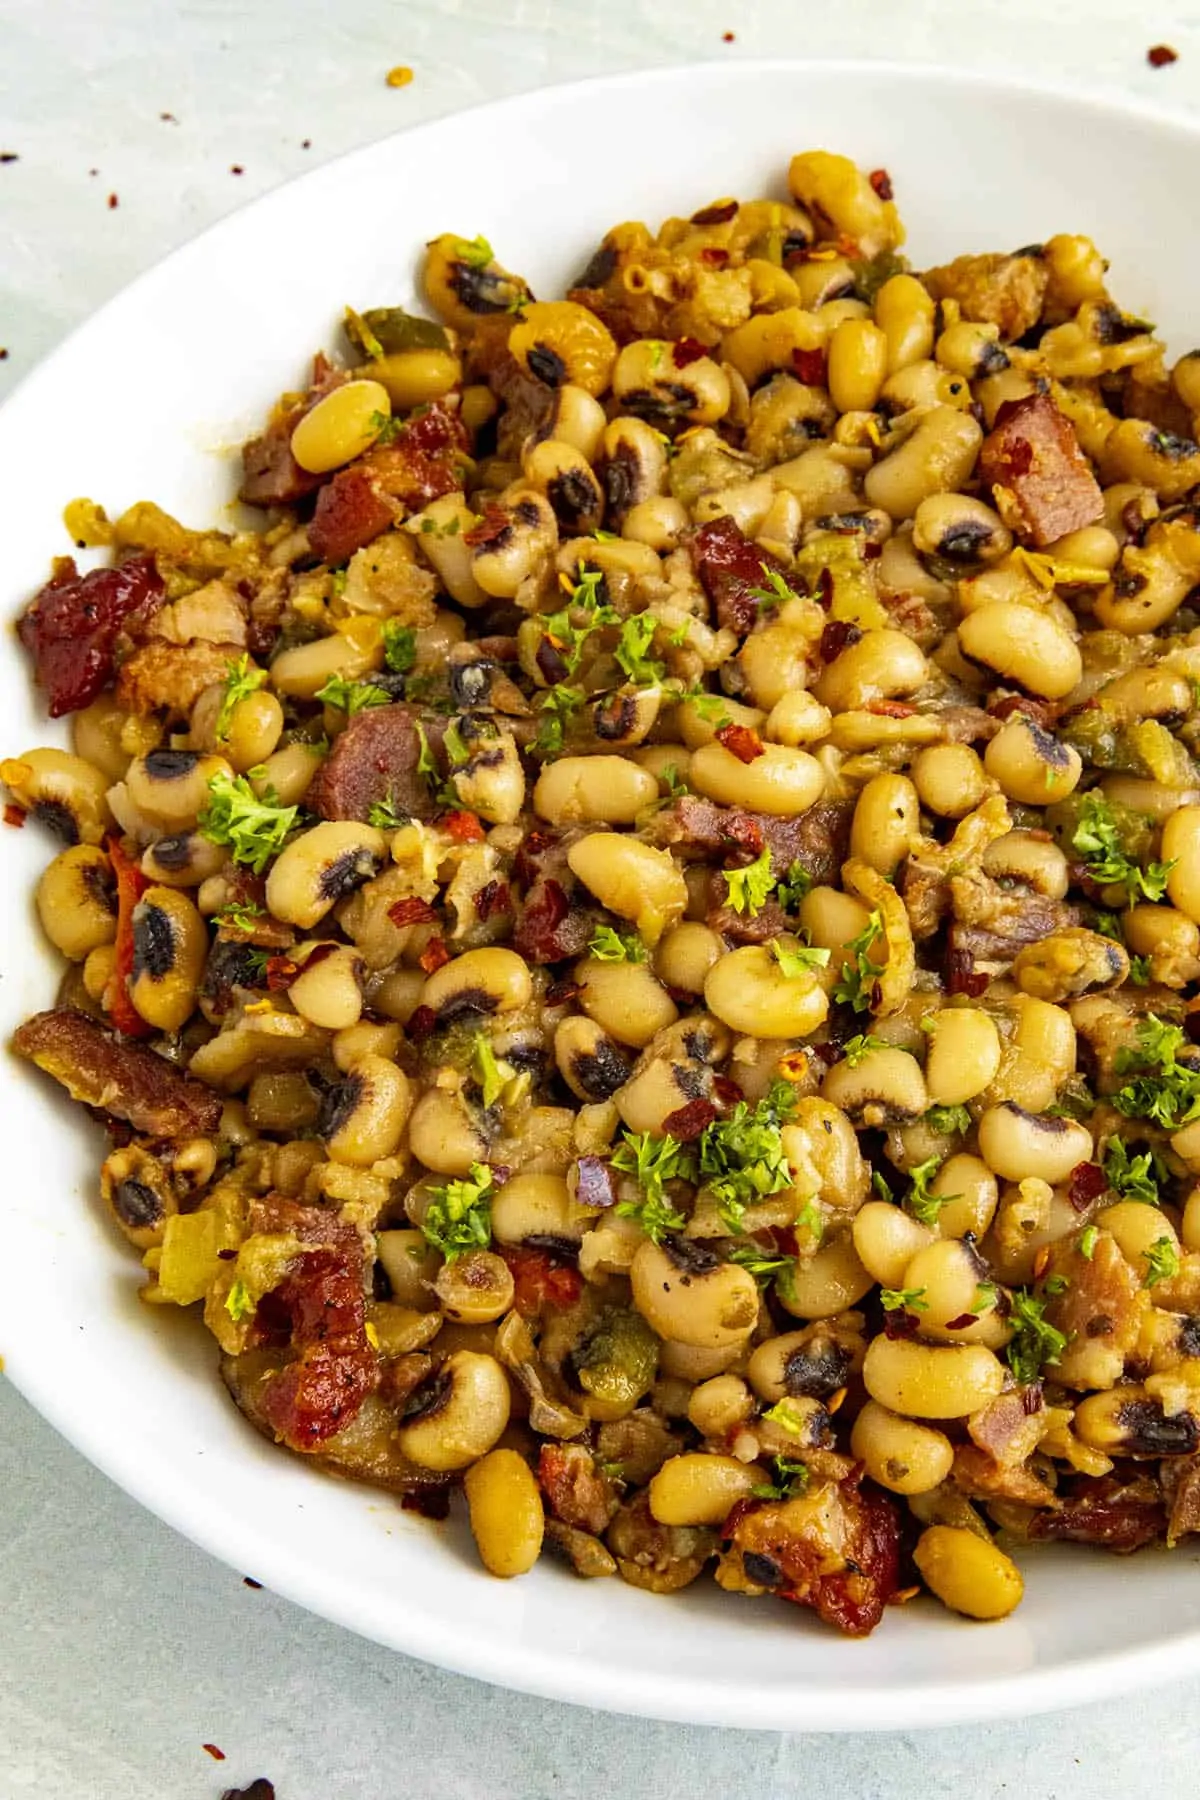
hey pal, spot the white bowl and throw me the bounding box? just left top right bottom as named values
left=4, top=59, right=1200, bottom=1731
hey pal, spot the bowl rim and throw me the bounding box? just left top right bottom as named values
left=5, top=55, right=1200, bottom=1728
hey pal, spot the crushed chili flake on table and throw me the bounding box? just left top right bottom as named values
left=107, top=192, right=118, bottom=208
left=1148, top=44, right=1179, bottom=66
left=722, top=30, right=735, bottom=41
left=0, top=348, right=8, bottom=359
left=300, top=138, right=312, bottom=148
left=202, top=1743, right=226, bottom=1760
left=230, top=164, right=244, bottom=175
left=242, top=1576, right=262, bottom=1589
left=159, top=111, right=178, bottom=122
left=387, top=64, right=414, bottom=87
left=0, top=152, right=18, bottom=163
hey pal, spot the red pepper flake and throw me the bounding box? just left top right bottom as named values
left=442, top=808, right=485, bottom=842
left=722, top=29, right=735, bottom=41
left=575, top=1154, right=617, bottom=1209
left=301, top=138, right=312, bottom=149
left=946, top=944, right=989, bottom=998
left=230, top=164, right=244, bottom=175
left=0, top=348, right=8, bottom=360
left=866, top=699, right=916, bottom=718
left=3, top=803, right=25, bottom=828
left=387, top=895, right=437, bottom=928
left=1032, top=1244, right=1052, bottom=1280
left=820, top=620, right=862, bottom=663
left=107, top=192, right=118, bottom=208
left=106, top=836, right=154, bottom=1038
left=988, top=692, right=1056, bottom=727
left=1068, top=1159, right=1106, bottom=1212
left=217, top=1248, right=237, bottom=1262
left=715, top=721, right=764, bottom=763
left=792, top=346, right=827, bottom=387
left=242, top=1576, right=262, bottom=1589
left=202, top=1744, right=226, bottom=1761
left=673, top=335, right=708, bottom=367
left=419, top=936, right=450, bottom=973
left=698, top=246, right=731, bottom=268
left=1021, top=1381, right=1045, bottom=1415
left=545, top=976, right=582, bottom=1005
left=464, top=504, right=511, bottom=547
left=834, top=232, right=861, bottom=259
left=944, top=1311, right=980, bottom=1330
left=265, top=954, right=299, bottom=992
left=814, top=566, right=834, bottom=611
left=662, top=1097, right=718, bottom=1140
left=406, top=1003, right=437, bottom=1040
left=474, top=879, right=511, bottom=920
left=502, top=1244, right=584, bottom=1315
left=159, top=111, right=178, bottom=122
left=1148, top=44, right=1179, bottom=67
left=868, top=168, right=894, bottom=202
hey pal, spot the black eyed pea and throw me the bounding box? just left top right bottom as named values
left=1011, top=928, right=1128, bottom=1003
left=406, top=497, right=490, bottom=610
left=247, top=1070, right=320, bottom=1135
left=491, top=1171, right=594, bottom=1246
left=598, top=416, right=670, bottom=518
left=934, top=318, right=1011, bottom=382
left=958, top=603, right=1083, bottom=701
left=290, top=378, right=391, bottom=474
left=631, top=744, right=694, bottom=791
left=270, top=620, right=384, bottom=701
left=1071, top=1385, right=1198, bottom=1458
left=522, top=438, right=605, bottom=535
left=788, top=150, right=898, bottom=259
left=657, top=1338, right=741, bottom=1385
left=129, top=886, right=208, bottom=1033
left=629, top=1237, right=759, bottom=1349
left=615, top=1055, right=708, bottom=1136
left=647, top=1453, right=761, bottom=1527
left=1163, top=807, right=1200, bottom=923
left=1096, top=1202, right=1181, bottom=1278
left=216, top=689, right=285, bottom=774
left=863, top=406, right=983, bottom=520
left=576, top=958, right=679, bottom=1048
left=125, top=748, right=233, bottom=831
left=912, top=745, right=992, bottom=820
left=620, top=495, right=690, bottom=551
left=914, top=1524, right=1023, bottom=1620
left=901, top=1238, right=1007, bottom=1347
left=470, top=491, right=558, bottom=599
left=82, top=943, right=116, bottom=1003
left=1097, top=665, right=1193, bottom=725
left=422, top=946, right=533, bottom=1021
left=376, top=1227, right=442, bottom=1306
left=688, top=742, right=825, bottom=818
left=70, top=694, right=134, bottom=784
left=508, top=299, right=618, bottom=396
left=288, top=943, right=365, bottom=1031
left=983, top=715, right=1082, bottom=805
left=1183, top=1184, right=1200, bottom=1252
left=36, top=844, right=116, bottom=960
left=368, top=966, right=426, bottom=1024
left=692, top=474, right=777, bottom=537
left=704, top=944, right=830, bottom=1040
left=434, top=1249, right=515, bottom=1325
left=464, top=1447, right=545, bottom=1578
left=827, top=318, right=889, bottom=414
left=745, top=1329, right=849, bottom=1404
left=678, top=694, right=766, bottom=751
left=850, top=1401, right=955, bottom=1496
left=764, top=691, right=833, bottom=747
left=249, top=742, right=321, bottom=808
left=451, top=728, right=525, bottom=826
left=554, top=1016, right=632, bottom=1104
left=265, top=822, right=386, bottom=930
left=611, top=338, right=731, bottom=428
left=687, top=1373, right=755, bottom=1437
left=533, top=755, right=659, bottom=826
left=1124, top=904, right=1200, bottom=982
left=812, top=629, right=928, bottom=715
left=537, top=382, right=607, bottom=461
left=140, top=831, right=227, bottom=887
left=737, top=620, right=822, bottom=714
left=1102, top=417, right=1200, bottom=503
left=1003, top=995, right=1077, bottom=1111
left=1, top=747, right=113, bottom=845
left=654, top=922, right=724, bottom=996
left=981, top=829, right=1070, bottom=900
left=396, top=1350, right=512, bottom=1472
left=1044, top=523, right=1121, bottom=571
left=927, top=1154, right=999, bottom=1241
left=776, top=1233, right=873, bottom=1320
left=333, top=1019, right=403, bottom=1072
left=851, top=1201, right=936, bottom=1288
left=370, top=346, right=463, bottom=413
left=566, top=833, right=687, bottom=945
left=1105, top=776, right=1200, bottom=823
left=319, top=1052, right=412, bottom=1167
left=880, top=360, right=969, bottom=418
left=924, top=1008, right=1002, bottom=1105
left=781, top=1098, right=869, bottom=1212
left=407, top=1089, right=490, bottom=1176
left=821, top=1046, right=928, bottom=1126
left=849, top=773, right=920, bottom=875
left=977, top=1102, right=1092, bottom=1184
left=862, top=1336, right=1007, bottom=1420
left=799, top=885, right=875, bottom=973
left=873, top=272, right=936, bottom=373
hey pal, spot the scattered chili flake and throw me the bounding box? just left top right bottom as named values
left=386, top=64, right=415, bottom=87
left=387, top=895, right=437, bottom=928
left=792, top=346, right=827, bottom=387
left=1148, top=44, right=1179, bottom=67
left=442, top=808, right=485, bottom=843
left=107, top=192, right=118, bottom=208
left=502, top=1244, right=584, bottom=1314
left=419, top=936, right=450, bottom=973
left=946, top=944, right=989, bottom=998
left=821, top=620, right=862, bottom=662
left=882, top=1307, right=921, bottom=1340
left=662, top=1097, right=719, bottom=1140
left=827, top=1386, right=847, bottom=1414
left=464, top=504, right=510, bottom=547
left=1022, top=1381, right=1045, bottom=1415
left=673, top=335, right=708, bottom=367
left=815, top=566, right=834, bottom=611
left=474, top=878, right=511, bottom=920
left=1068, top=1160, right=1106, bottom=1212
left=106, top=836, right=154, bottom=1038
left=406, top=1003, right=437, bottom=1040
left=264, top=955, right=298, bottom=992
left=691, top=198, right=738, bottom=226
left=0, top=348, right=9, bottom=360
left=698, top=246, right=731, bottom=268
left=715, top=721, right=764, bottom=763
left=944, top=1312, right=979, bottom=1330
left=230, top=164, right=244, bottom=175
left=722, top=30, right=735, bottom=41
left=866, top=699, right=916, bottom=718
left=1033, top=1244, right=1052, bottom=1281
left=777, top=1051, right=809, bottom=1083
left=835, top=232, right=861, bottom=259
left=301, top=138, right=312, bottom=149
left=202, top=1744, right=226, bottom=1761
left=868, top=168, right=894, bottom=202
left=242, top=1575, right=262, bottom=1588
left=222, top=1784, right=277, bottom=1800
left=3, top=803, right=25, bottom=828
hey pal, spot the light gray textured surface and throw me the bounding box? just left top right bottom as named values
left=4, top=2, right=1200, bottom=1794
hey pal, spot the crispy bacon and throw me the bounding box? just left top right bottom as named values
left=715, top=722, right=764, bottom=763
left=538, top=1443, right=616, bottom=1535
left=979, top=394, right=1104, bottom=547
left=502, top=1245, right=585, bottom=1317
left=18, top=554, right=164, bottom=717
left=12, top=1007, right=221, bottom=1137
left=690, top=516, right=804, bottom=637
left=1028, top=1475, right=1165, bottom=1553
left=722, top=1475, right=901, bottom=1637
left=662, top=1098, right=719, bottom=1140
left=256, top=1244, right=379, bottom=1453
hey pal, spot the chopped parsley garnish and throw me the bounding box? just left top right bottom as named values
left=793, top=1199, right=824, bottom=1243
left=421, top=1162, right=494, bottom=1261
left=215, top=653, right=267, bottom=740
left=684, top=686, right=732, bottom=726
left=832, top=910, right=884, bottom=1013
left=1079, top=1224, right=1099, bottom=1260
left=539, top=565, right=618, bottom=676
left=443, top=720, right=471, bottom=767
left=727, top=1241, right=797, bottom=1294
left=449, top=233, right=494, bottom=267
left=770, top=937, right=831, bottom=978
left=905, top=1156, right=957, bottom=1227
left=367, top=793, right=411, bottom=830
left=382, top=621, right=418, bottom=674
left=972, top=1280, right=999, bottom=1314
left=1071, top=791, right=1175, bottom=905
left=612, top=1132, right=692, bottom=1241
left=1128, top=955, right=1152, bottom=986
left=1005, top=1289, right=1068, bottom=1384
left=841, top=1033, right=887, bottom=1068
left=1143, top=1235, right=1181, bottom=1289
left=871, top=1168, right=894, bottom=1204
left=696, top=1078, right=797, bottom=1234
left=748, top=563, right=798, bottom=611
left=925, top=1102, right=972, bottom=1137
left=880, top=1286, right=928, bottom=1313
left=213, top=898, right=264, bottom=932
left=534, top=685, right=585, bottom=756
left=773, top=861, right=813, bottom=910
left=1112, top=1014, right=1200, bottom=1128
left=315, top=675, right=390, bottom=715
left=224, top=1279, right=256, bottom=1323
left=613, top=613, right=665, bottom=686
left=763, top=1399, right=811, bottom=1438
left=1101, top=1135, right=1164, bottom=1205
left=588, top=924, right=649, bottom=963
left=751, top=1455, right=809, bottom=1500
left=198, top=771, right=299, bottom=874
left=724, top=847, right=774, bottom=917
left=472, top=1035, right=513, bottom=1109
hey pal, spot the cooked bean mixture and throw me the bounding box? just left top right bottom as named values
left=11, top=149, right=1200, bottom=1633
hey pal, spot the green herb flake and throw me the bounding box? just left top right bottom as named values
left=588, top=924, right=649, bottom=963
left=367, top=794, right=410, bottom=831
left=382, top=621, right=418, bottom=674
left=215, top=653, right=267, bottom=740
left=871, top=1168, right=894, bottom=1204
left=1079, top=1224, right=1099, bottom=1260
left=1128, top=954, right=1152, bottom=986
left=841, top=1033, right=887, bottom=1069
left=905, top=1156, right=956, bottom=1227
left=613, top=612, right=665, bottom=686
left=1071, top=791, right=1175, bottom=906
left=1101, top=1135, right=1163, bottom=1205
left=880, top=1286, right=928, bottom=1313
left=763, top=1399, right=811, bottom=1438
left=925, top=1103, right=972, bottom=1137
left=773, top=860, right=813, bottom=910
left=534, top=685, right=585, bottom=757
left=832, top=909, right=884, bottom=1014
left=750, top=1455, right=809, bottom=1500
left=472, top=1035, right=513, bottom=1109
left=612, top=1132, right=694, bottom=1242
left=1143, top=1235, right=1181, bottom=1289
left=198, top=771, right=300, bottom=875
left=1112, top=1014, right=1200, bottom=1129
left=770, top=937, right=831, bottom=978
left=421, top=1162, right=494, bottom=1262
left=315, top=675, right=390, bottom=715
left=213, top=898, right=265, bottom=932
left=723, top=847, right=774, bottom=918
left=450, top=233, right=494, bottom=268
left=697, top=1079, right=797, bottom=1235
left=683, top=686, right=732, bottom=726
left=727, top=1241, right=796, bottom=1288
left=1005, top=1289, right=1069, bottom=1384
left=224, top=1279, right=256, bottom=1323
left=748, top=562, right=799, bottom=611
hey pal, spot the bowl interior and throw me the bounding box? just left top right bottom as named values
left=3, top=59, right=1200, bottom=1729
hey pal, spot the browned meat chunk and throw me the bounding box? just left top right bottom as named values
left=1027, top=1474, right=1165, bottom=1553
left=308, top=466, right=398, bottom=565
left=922, top=251, right=1049, bottom=341
left=538, top=1442, right=618, bottom=1535
left=239, top=425, right=322, bottom=508
left=1163, top=1454, right=1200, bottom=1546
left=12, top=1007, right=222, bottom=1137
left=512, top=828, right=599, bottom=964
left=115, top=638, right=240, bottom=719
left=647, top=794, right=852, bottom=888
left=306, top=702, right=437, bottom=822
left=952, top=1444, right=1052, bottom=1506
left=979, top=394, right=1104, bottom=547
left=1043, top=1233, right=1147, bottom=1389
left=690, top=516, right=805, bottom=637
left=948, top=868, right=1081, bottom=970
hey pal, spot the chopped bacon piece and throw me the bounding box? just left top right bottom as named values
left=1069, top=1160, right=1106, bottom=1211
left=690, top=199, right=738, bottom=225
left=18, top=554, right=164, bottom=717
left=690, top=516, right=804, bottom=637
left=306, top=702, right=437, bottom=822
left=307, top=464, right=396, bottom=564
left=1028, top=1475, right=1165, bottom=1553
left=256, top=1246, right=379, bottom=1452
left=538, top=1443, right=615, bottom=1535
left=503, top=1246, right=584, bottom=1317
left=12, top=1007, right=221, bottom=1137
left=443, top=808, right=485, bottom=843
left=979, top=394, right=1104, bottom=547
left=387, top=896, right=438, bottom=928
left=792, top=347, right=827, bottom=387
left=662, top=1098, right=718, bottom=1140
left=419, top=936, right=450, bottom=973
left=722, top=1474, right=900, bottom=1637
left=715, top=722, right=764, bottom=763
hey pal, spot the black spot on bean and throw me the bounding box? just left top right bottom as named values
left=594, top=692, right=639, bottom=741
left=547, top=467, right=599, bottom=528
left=523, top=1233, right=581, bottom=1263
left=32, top=800, right=79, bottom=844
left=662, top=1232, right=719, bottom=1275
left=132, top=903, right=176, bottom=980
left=742, top=1551, right=784, bottom=1588
left=621, top=383, right=695, bottom=424
left=317, top=1072, right=364, bottom=1141
left=83, top=857, right=118, bottom=911
left=1025, top=721, right=1071, bottom=769
left=1116, top=1399, right=1200, bottom=1456
left=372, top=1258, right=394, bottom=1301
left=401, top=1366, right=452, bottom=1421
left=318, top=846, right=381, bottom=901
left=436, top=985, right=498, bottom=1023
left=514, top=497, right=544, bottom=527
left=572, top=1040, right=630, bottom=1100
left=1179, top=1315, right=1200, bottom=1357
left=149, top=833, right=193, bottom=872
left=673, top=1063, right=707, bottom=1100
left=202, top=939, right=267, bottom=1013
left=1149, top=428, right=1199, bottom=462
left=527, top=344, right=567, bottom=388
left=144, top=748, right=200, bottom=780
left=936, top=517, right=996, bottom=561
left=113, top=1178, right=163, bottom=1228
left=602, top=445, right=638, bottom=514
left=783, top=1341, right=852, bottom=1399
left=451, top=661, right=495, bottom=708
left=976, top=341, right=1011, bottom=376
left=449, top=262, right=516, bottom=315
